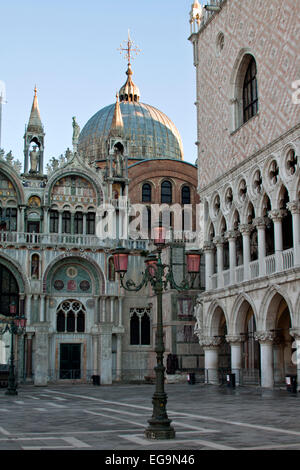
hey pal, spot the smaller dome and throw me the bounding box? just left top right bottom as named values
left=119, top=64, right=140, bottom=103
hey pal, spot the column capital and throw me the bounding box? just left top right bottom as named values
left=268, top=209, right=287, bottom=222
left=199, top=336, right=222, bottom=349
left=239, top=224, right=253, bottom=235
left=225, top=230, right=238, bottom=241
left=213, top=236, right=225, bottom=246
left=254, top=331, right=275, bottom=344
left=203, top=241, right=215, bottom=252
left=253, top=217, right=267, bottom=228
left=225, top=334, right=244, bottom=344
left=287, top=201, right=300, bottom=215
left=290, top=328, right=300, bottom=340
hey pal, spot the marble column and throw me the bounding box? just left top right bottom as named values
left=200, top=337, right=221, bottom=384
left=239, top=224, right=252, bottom=281
left=116, top=334, right=123, bottom=381
left=255, top=331, right=274, bottom=388
left=287, top=201, right=300, bottom=266
left=269, top=210, right=284, bottom=272
left=25, top=294, right=32, bottom=325
left=101, top=297, right=106, bottom=323
left=99, top=324, right=113, bottom=384
left=226, top=335, right=243, bottom=385
left=118, top=297, right=123, bottom=327
left=34, top=324, right=50, bottom=386
left=58, top=211, right=63, bottom=234
left=213, top=236, right=224, bottom=288
left=254, top=217, right=266, bottom=276
left=203, top=242, right=215, bottom=290
left=25, top=333, right=34, bottom=382
left=39, top=295, right=45, bottom=322
left=290, top=328, right=300, bottom=390
left=226, top=230, right=237, bottom=285
left=110, top=297, right=114, bottom=323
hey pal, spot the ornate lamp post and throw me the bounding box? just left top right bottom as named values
left=112, top=226, right=201, bottom=440
left=0, top=302, right=27, bottom=396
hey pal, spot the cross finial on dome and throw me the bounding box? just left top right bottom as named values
left=118, top=32, right=141, bottom=102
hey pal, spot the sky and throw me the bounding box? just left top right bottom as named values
left=0, top=0, right=199, bottom=169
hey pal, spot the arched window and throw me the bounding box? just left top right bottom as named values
left=50, top=210, right=59, bottom=233
left=57, top=311, right=65, bottom=332
left=181, top=186, right=191, bottom=205
left=62, top=211, right=71, bottom=233
left=142, top=183, right=152, bottom=203
left=86, top=212, right=95, bottom=235
left=74, top=212, right=83, bottom=234
left=31, top=254, right=39, bottom=279
left=243, top=57, right=258, bottom=123
left=161, top=181, right=172, bottom=204
left=0, top=265, right=19, bottom=317
left=130, top=312, right=140, bottom=345
left=56, top=300, right=86, bottom=333
left=141, top=312, right=150, bottom=345
left=130, top=308, right=151, bottom=345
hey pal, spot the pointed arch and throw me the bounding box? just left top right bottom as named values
left=231, top=293, right=258, bottom=335
left=259, top=286, right=294, bottom=331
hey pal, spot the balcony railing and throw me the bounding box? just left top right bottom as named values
left=209, top=247, right=297, bottom=290
left=0, top=231, right=148, bottom=251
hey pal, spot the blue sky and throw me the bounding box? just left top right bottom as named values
left=1, top=0, right=198, bottom=168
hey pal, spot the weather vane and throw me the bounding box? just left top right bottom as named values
left=118, top=30, right=141, bottom=65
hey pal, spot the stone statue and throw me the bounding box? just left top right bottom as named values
left=194, top=298, right=203, bottom=338
left=29, top=146, right=39, bottom=173
left=72, top=117, right=80, bottom=150
left=114, top=145, right=124, bottom=177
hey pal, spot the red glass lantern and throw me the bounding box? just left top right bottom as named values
left=15, top=316, right=27, bottom=328
left=186, top=251, right=201, bottom=273
left=145, top=254, right=158, bottom=277
left=112, top=248, right=129, bottom=273
left=153, top=225, right=166, bottom=246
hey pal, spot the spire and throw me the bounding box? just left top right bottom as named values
left=109, top=92, right=124, bottom=136
left=27, top=86, right=43, bottom=133
left=118, top=31, right=141, bottom=102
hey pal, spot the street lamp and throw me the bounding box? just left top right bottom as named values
left=112, top=227, right=201, bottom=440
left=0, top=302, right=27, bottom=396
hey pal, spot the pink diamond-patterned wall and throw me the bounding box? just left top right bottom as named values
left=193, top=0, right=300, bottom=190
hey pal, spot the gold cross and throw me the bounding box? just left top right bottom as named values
left=118, top=30, right=141, bottom=65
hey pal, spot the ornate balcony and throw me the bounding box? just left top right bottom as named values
left=0, top=231, right=148, bottom=252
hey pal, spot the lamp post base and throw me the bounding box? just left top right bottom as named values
left=145, top=419, right=176, bottom=440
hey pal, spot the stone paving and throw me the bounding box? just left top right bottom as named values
left=0, top=382, right=300, bottom=451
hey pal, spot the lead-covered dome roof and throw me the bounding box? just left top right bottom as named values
left=78, top=65, right=184, bottom=162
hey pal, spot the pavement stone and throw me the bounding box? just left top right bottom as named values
left=0, top=382, right=299, bottom=454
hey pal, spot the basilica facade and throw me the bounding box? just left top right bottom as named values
left=0, top=62, right=202, bottom=385
left=190, top=0, right=300, bottom=387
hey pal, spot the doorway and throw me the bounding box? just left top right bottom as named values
left=59, top=344, right=81, bottom=379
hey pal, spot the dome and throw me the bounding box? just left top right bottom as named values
left=78, top=66, right=184, bottom=162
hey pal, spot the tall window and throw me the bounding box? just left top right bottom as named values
left=181, top=186, right=191, bottom=205
left=161, top=181, right=172, bottom=204
left=86, top=212, right=95, bottom=235
left=243, top=57, right=258, bottom=123
left=50, top=210, right=59, bottom=233
left=0, top=265, right=19, bottom=317
left=5, top=208, right=17, bottom=231
left=142, top=183, right=152, bottom=203
left=74, top=212, right=83, bottom=234
left=62, top=211, right=71, bottom=233
left=130, top=308, right=151, bottom=345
